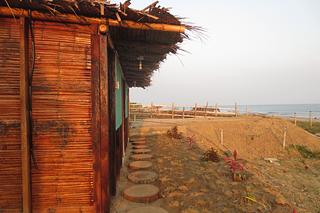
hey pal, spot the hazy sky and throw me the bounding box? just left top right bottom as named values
left=116, top=0, right=320, bottom=105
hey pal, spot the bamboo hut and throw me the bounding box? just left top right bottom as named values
left=0, top=0, right=191, bottom=212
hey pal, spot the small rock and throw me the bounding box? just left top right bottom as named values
left=168, top=191, right=184, bottom=198
left=186, top=178, right=196, bottom=185
left=275, top=194, right=287, bottom=205
left=223, top=190, right=233, bottom=197
left=200, top=188, right=209, bottom=193
left=160, top=176, right=170, bottom=182
left=181, top=208, right=199, bottom=213
left=190, top=192, right=205, bottom=197
left=196, top=200, right=207, bottom=206
left=169, top=201, right=180, bottom=208
left=178, top=185, right=189, bottom=192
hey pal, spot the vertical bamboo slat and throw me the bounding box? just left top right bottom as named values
left=20, top=17, right=32, bottom=213
left=0, top=18, right=23, bottom=211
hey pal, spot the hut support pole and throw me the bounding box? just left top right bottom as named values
left=92, top=27, right=111, bottom=212
left=92, top=30, right=102, bottom=213
left=20, top=17, right=32, bottom=213
left=99, top=33, right=110, bottom=212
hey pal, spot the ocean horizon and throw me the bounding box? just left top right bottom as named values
left=221, top=103, right=320, bottom=119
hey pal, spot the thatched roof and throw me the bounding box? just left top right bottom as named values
left=0, top=0, right=196, bottom=88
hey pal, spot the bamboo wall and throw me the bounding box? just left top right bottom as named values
left=0, top=16, right=131, bottom=213
left=31, top=21, right=94, bottom=212
left=0, top=18, right=22, bottom=211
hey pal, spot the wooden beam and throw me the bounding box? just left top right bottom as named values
left=20, top=16, right=32, bottom=213
left=108, top=49, right=117, bottom=196
left=114, top=40, right=178, bottom=50
left=99, top=33, right=110, bottom=212
left=0, top=7, right=186, bottom=33
left=91, top=27, right=102, bottom=213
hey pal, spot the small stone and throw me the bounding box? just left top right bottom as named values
left=196, top=200, right=206, bottom=207
left=181, top=208, right=200, bottom=213
left=275, top=194, right=287, bottom=205
left=159, top=176, right=170, bottom=182
left=223, top=190, right=233, bottom=197
left=190, top=192, right=204, bottom=197
left=178, top=185, right=189, bottom=192
left=200, top=188, right=209, bottom=193
left=169, top=201, right=180, bottom=208
left=168, top=191, right=184, bottom=198
left=186, top=178, right=195, bottom=185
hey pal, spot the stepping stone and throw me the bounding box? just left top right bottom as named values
left=132, top=145, right=148, bottom=149
left=130, top=154, right=153, bottom=161
left=127, top=206, right=168, bottom=213
left=128, top=171, right=158, bottom=184
left=123, top=184, right=160, bottom=203
left=132, top=141, right=147, bottom=146
left=132, top=149, right=151, bottom=154
left=130, top=138, right=146, bottom=142
left=129, top=161, right=152, bottom=170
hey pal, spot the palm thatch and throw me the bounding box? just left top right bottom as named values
left=0, top=0, right=201, bottom=87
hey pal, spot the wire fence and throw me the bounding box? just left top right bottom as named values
left=130, top=102, right=320, bottom=127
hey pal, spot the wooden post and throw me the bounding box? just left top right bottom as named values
left=20, top=17, right=31, bottom=213
left=194, top=103, right=197, bottom=118
left=157, top=106, right=160, bottom=118
left=215, top=103, right=218, bottom=117
left=294, top=113, right=297, bottom=126
left=220, top=129, right=224, bottom=145
left=171, top=103, right=174, bottom=119
left=107, top=48, right=117, bottom=196
left=182, top=107, right=185, bottom=119
left=283, top=127, right=287, bottom=149
left=309, top=111, right=313, bottom=127
left=235, top=102, right=238, bottom=117
left=91, top=30, right=102, bottom=213
left=204, top=102, right=208, bottom=118
left=99, top=33, right=110, bottom=212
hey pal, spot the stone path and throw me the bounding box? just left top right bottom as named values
left=121, top=136, right=168, bottom=213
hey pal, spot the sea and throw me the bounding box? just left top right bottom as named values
left=221, top=104, right=320, bottom=119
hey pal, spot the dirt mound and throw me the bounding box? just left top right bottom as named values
left=183, top=116, right=320, bottom=160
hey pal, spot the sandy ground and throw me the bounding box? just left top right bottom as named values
left=113, top=116, right=320, bottom=213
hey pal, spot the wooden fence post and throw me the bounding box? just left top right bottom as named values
left=194, top=103, right=197, bottom=118
left=171, top=103, right=175, bottom=119
left=309, top=111, right=313, bottom=127
left=220, top=129, right=224, bottom=145
left=204, top=102, right=208, bottom=118
left=157, top=106, right=160, bottom=118
left=235, top=102, right=238, bottom=117
left=294, top=112, right=297, bottom=126
left=283, top=127, right=287, bottom=149
left=182, top=107, right=185, bottom=119
left=215, top=103, right=218, bottom=117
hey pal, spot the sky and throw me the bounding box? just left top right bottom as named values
left=115, top=0, right=320, bottom=106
